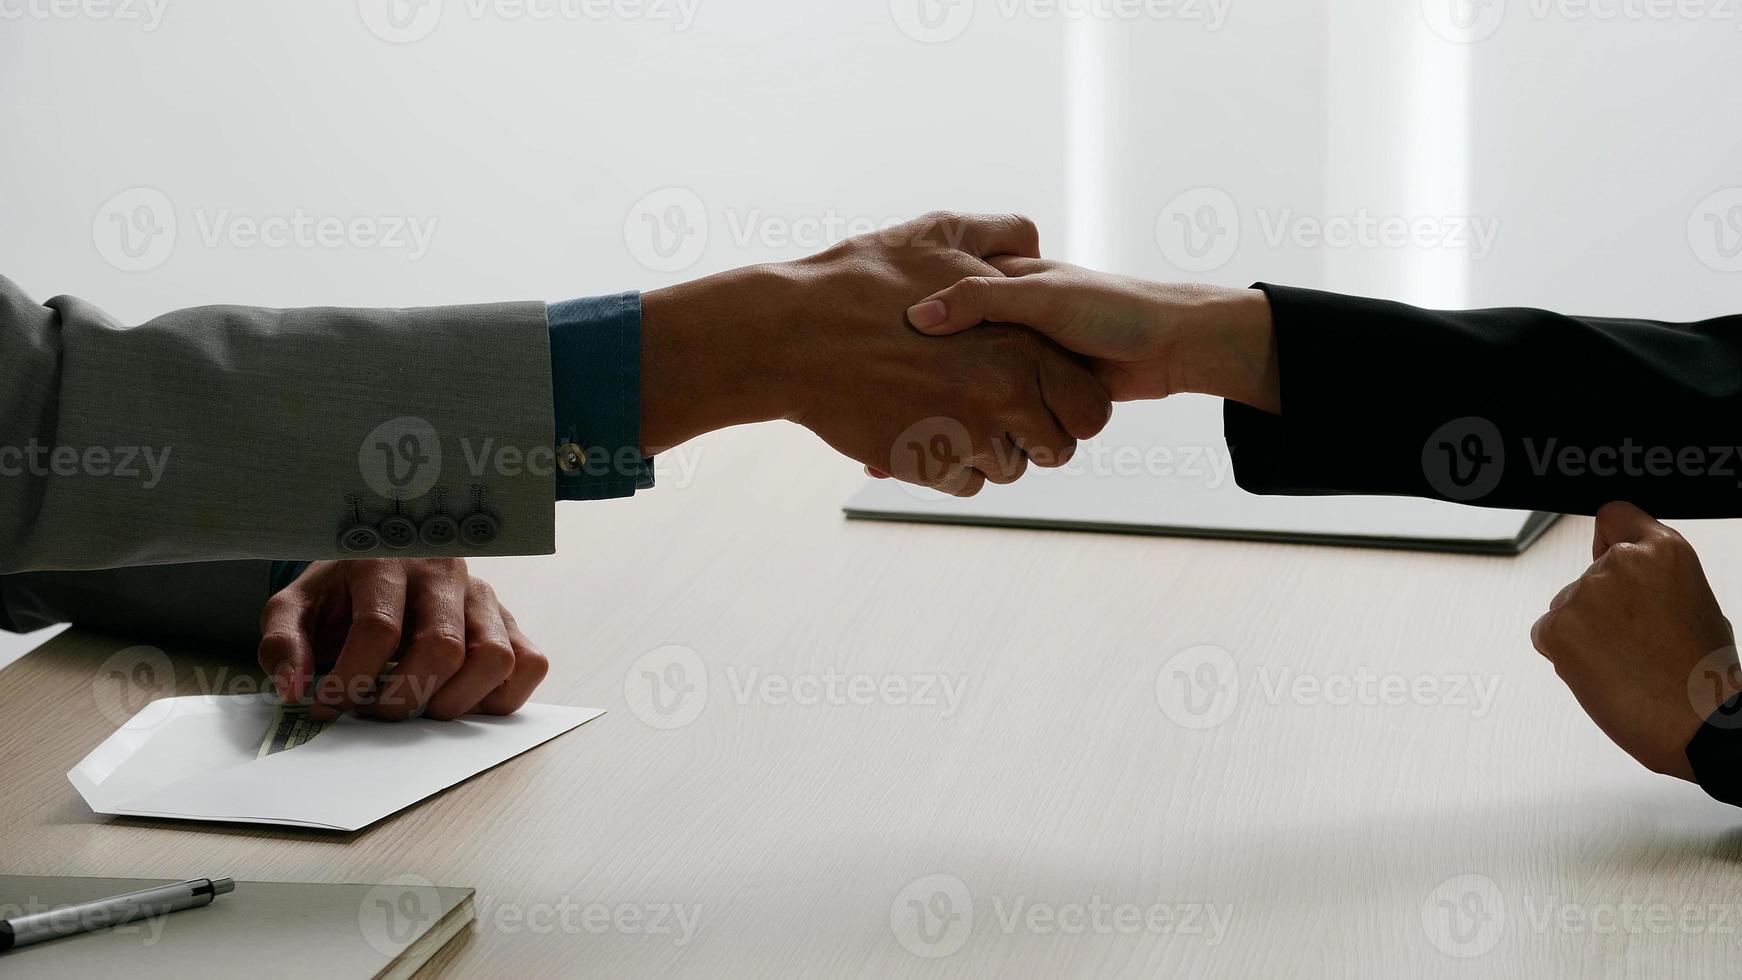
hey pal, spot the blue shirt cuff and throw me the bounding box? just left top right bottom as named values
left=547, top=292, right=654, bottom=502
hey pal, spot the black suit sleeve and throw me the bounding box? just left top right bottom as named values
left=1689, top=696, right=1742, bottom=808
left=1223, top=284, right=1742, bottom=517
left=0, top=561, right=276, bottom=648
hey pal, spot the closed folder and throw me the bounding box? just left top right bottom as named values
left=68, top=694, right=603, bottom=831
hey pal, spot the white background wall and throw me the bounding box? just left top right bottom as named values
left=7, top=2, right=1735, bottom=317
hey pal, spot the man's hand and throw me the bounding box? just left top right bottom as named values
left=904, top=257, right=1282, bottom=415
left=640, top=213, right=1113, bottom=496
left=258, top=559, right=549, bottom=722
left=1531, top=502, right=1741, bottom=780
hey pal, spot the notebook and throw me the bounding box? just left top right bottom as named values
left=0, top=876, right=474, bottom=980
left=845, top=396, right=1557, bottom=555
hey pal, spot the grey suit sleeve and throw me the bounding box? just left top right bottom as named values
left=0, top=561, right=273, bottom=649
left=0, top=274, right=557, bottom=571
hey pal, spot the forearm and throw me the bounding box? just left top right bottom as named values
left=1167, top=285, right=1279, bottom=414
left=1220, top=285, right=1742, bottom=517
left=639, top=263, right=801, bottom=453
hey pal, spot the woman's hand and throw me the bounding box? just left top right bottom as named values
left=257, top=558, right=550, bottom=722
left=1531, top=502, right=1741, bottom=780
left=905, top=257, right=1282, bottom=414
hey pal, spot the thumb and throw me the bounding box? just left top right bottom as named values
left=1593, top=500, right=1663, bottom=560
left=907, top=275, right=1056, bottom=337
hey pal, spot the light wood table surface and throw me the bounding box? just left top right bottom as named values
left=3, top=423, right=1740, bottom=978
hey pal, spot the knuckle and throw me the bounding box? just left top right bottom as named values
left=419, top=630, right=467, bottom=672
left=256, top=630, right=300, bottom=669
left=353, top=610, right=403, bottom=646
left=1607, top=541, right=1649, bottom=567
left=469, top=578, right=499, bottom=604
left=956, top=276, right=995, bottom=310
left=518, top=650, right=551, bottom=686
left=473, top=640, right=516, bottom=678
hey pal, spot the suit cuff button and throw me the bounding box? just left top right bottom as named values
left=557, top=442, right=587, bottom=476
left=378, top=515, right=417, bottom=549
left=460, top=513, right=500, bottom=546
left=339, top=525, right=380, bottom=553
left=420, top=514, right=460, bottom=547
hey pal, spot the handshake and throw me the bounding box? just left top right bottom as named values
left=637, top=211, right=1280, bottom=496
left=261, top=210, right=1286, bottom=727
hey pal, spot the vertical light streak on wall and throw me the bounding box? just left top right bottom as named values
left=1406, top=16, right=1472, bottom=308
left=1063, top=17, right=1114, bottom=270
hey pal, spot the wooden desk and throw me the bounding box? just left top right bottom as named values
left=3, top=424, right=1739, bottom=978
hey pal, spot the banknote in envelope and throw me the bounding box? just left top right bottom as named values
left=256, top=704, right=332, bottom=758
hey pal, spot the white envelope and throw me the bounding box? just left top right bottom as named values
left=68, top=694, right=604, bottom=831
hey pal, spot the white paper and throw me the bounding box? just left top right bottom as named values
left=68, top=694, right=604, bottom=831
